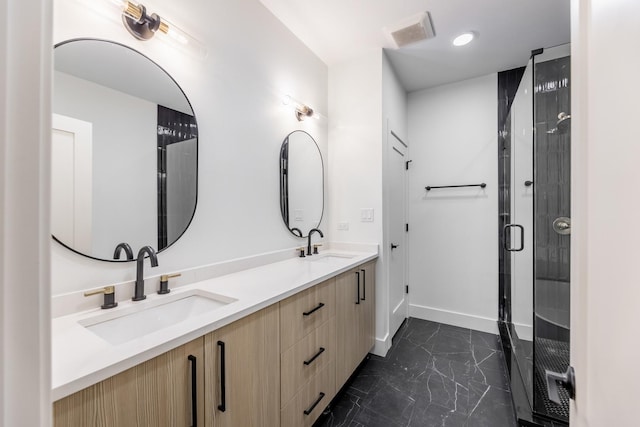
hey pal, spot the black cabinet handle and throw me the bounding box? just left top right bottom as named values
left=303, top=302, right=325, bottom=316
left=355, top=271, right=360, bottom=304
left=217, top=341, right=226, bottom=412
left=360, top=269, right=366, bottom=301
left=503, top=224, right=524, bottom=252
left=188, top=355, right=198, bottom=427
left=303, top=347, right=326, bottom=366
left=303, top=392, right=326, bottom=416
left=391, top=243, right=399, bottom=250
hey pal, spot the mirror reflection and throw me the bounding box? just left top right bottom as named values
left=279, top=131, right=324, bottom=237
left=52, top=39, right=198, bottom=261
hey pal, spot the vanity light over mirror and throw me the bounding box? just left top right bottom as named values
left=52, top=39, right=198, bottom=261
left=279, top=130, right=324, bottom=238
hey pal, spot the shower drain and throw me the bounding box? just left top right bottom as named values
left=534, top=337, right=571, bottom=421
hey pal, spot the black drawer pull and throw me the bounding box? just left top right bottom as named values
left=360, top=269, right=366, bottom=301
left=217, top=341, right=226, bottom=412
left=188, top=355, right=197, bottom=427
left=303, top=347, right=326, bottom=366
left=303, top=392, right=326, bottom=415
left=303, top=302, right=325, bottom=316
left=355, top=271, right=360, bottom=304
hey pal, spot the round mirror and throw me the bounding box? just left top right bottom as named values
left=279, top=131, right=324, bottom=237
left=52, top=39, right=198, bottom=261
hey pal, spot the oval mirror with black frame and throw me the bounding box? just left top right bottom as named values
left=52, top=39, right=198, bottom=261
left=279, top=130, right=324, bottom=237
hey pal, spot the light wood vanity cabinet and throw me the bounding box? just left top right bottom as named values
left=335, top=261, right=376, bottom=387
left=54, top=337, right=204, bottom=427
left=280, top=279, right=337, bottom=427
left=204, top=303, right=280, bottom=427
left=53, top=259, right=376, bottom=427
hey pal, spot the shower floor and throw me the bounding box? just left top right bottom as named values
left=533, top=337, right=570, bottom=422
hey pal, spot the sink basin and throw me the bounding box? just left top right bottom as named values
left=306, top=253, right=355, bottom=263
left=79, top=290, right=236, bottom=345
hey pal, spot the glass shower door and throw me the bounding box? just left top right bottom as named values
left=501, top=43, right=572, bottom=426
left=506, top=58, right=535, bottom=406
left=532, top=44, right=572, bottom=422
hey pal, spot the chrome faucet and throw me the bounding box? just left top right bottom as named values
left=307, top=228, right=324, bottom=256
left=133, top=246, right=158, bottom=301
left=113, top=242, right=134, bottom=260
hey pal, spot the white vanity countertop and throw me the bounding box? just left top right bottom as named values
left=51, top=249, right=377, bottom=401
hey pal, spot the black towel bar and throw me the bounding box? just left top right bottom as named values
left=425, top=183, right=487, bottom=191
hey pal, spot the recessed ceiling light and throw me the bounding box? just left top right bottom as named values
left=453, top=32, right=475, bottom=47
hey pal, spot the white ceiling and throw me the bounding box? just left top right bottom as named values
left=259, top=0, right=570, bottom=92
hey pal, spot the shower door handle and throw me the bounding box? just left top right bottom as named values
left=545, top=366, right=576, bottom=404
left=503, top=224, right=524, bottom=252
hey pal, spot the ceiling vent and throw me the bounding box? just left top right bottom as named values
left=385, top=12, right=435, bottom=48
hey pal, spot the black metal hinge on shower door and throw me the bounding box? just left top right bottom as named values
left=405, top=223, right=409, bottom=232
left=405, top=160, right=412, bottom=170
left=405, top=285, right=409, bottom=294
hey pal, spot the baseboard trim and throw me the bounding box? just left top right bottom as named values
left=371, top=333, right=391, bottom=357
left=512, top=322, right=533, bottom=341
left=409, top=304, right=499, bottom=334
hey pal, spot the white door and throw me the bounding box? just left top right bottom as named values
left=571, top=1, right=640, bottom=425
left=388, top=128, right=408, bottom=338
left=51, top=113, right=93, bottom=253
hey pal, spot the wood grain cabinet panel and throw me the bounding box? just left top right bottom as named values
left=280, top=361, right=336, bottom=427
left=53, top=337, right=204, bottom=427
left=335, top=261, right=376, bottom=387
left=204, top=303, right=280, bottom=427
left=280, top=317, right=335, bottom=406
left=280, top=279, right=335, bottom=352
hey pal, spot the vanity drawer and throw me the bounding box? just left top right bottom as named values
left=280, top=278, right=335, bottom=351
left=281, top=361, right=336, bottom=427
left=281, top=318, right=335, bottom=406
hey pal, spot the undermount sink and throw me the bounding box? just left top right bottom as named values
left=305, top=253, right=355, bottom=263
left=79, top=290, right=236, bottom=345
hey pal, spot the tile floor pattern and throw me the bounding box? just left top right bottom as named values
left=315, top=318, right=517, bottom=427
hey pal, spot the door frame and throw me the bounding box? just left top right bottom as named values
left=385, top=119, right=409, bottom=340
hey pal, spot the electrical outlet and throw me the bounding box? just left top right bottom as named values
left=360, top=208, right=374, bottom=222
left=338, top=222, right=349, bottom=230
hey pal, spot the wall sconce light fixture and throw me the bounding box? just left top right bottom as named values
left=87, top=0, right=207, bottom=58
left=283, top=95, right=320, bottom=121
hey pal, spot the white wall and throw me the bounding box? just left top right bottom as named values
left=571, top=0, right=640, bottom=425
left=407, top=74, right=499, bottom=334
left=381, top=52, right=408, bottom=347
left=328, top=49, right=387, bottom=353
left=53, top=71, right=157, bottom=258
left=52, top=0, right=328, bottom=295
left=0, top=0, right=52, bottom=425
left=327, top=50, right=407, bottom=356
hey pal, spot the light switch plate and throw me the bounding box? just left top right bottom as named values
left=360, top=208, right=374, bottom=222
left=338, top=222, right=349, bottom=230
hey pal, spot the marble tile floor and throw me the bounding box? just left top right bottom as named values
left=314, top=318, right=517, bottom=427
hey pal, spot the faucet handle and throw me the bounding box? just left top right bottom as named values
left=298, top=247, right=306, bottom=258
left=84, top=286, right=118, bottom=309
left=313, top=244, right=322, bottom=255
left=158, top=273, right=181, bottom=295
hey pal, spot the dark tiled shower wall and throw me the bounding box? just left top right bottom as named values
left=497, top=67, right=525, bottom=323
left=533, top=56, right=571, bottom=340
left=157, top=105, right=198, bottom=250
left=534, top=57, right=571, bottom=283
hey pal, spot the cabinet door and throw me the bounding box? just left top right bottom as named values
left=53, top=337, right=204, bottom=427
left=204, top=304, right=280, bottom=427
left=359, top=261, right=376, bottom=356
left=335, top=267, right=362, bottom=387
